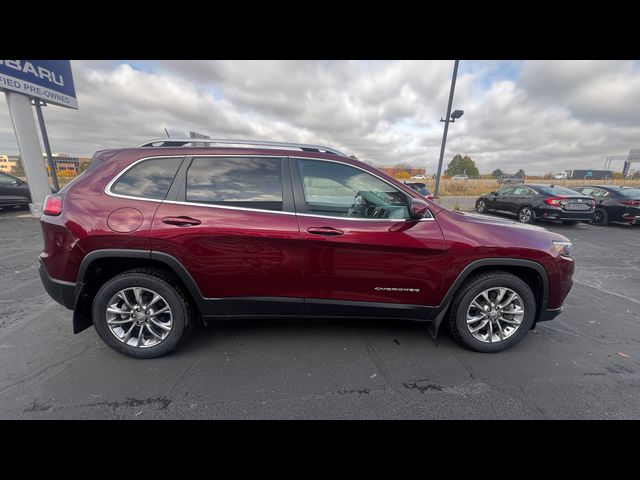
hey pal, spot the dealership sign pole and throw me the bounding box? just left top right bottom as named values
left=0, top=60, right=77, bottom=216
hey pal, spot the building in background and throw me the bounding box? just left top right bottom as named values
left=380, top=166, right=425, bottom=178
left=0, top=154, right=17, bottom=173
left=0, top=153, right=91, bottom=176
left=41, top=153, right=92, bottom=176
left=565, top=169, right=613, bottom=180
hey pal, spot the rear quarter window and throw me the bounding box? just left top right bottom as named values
left=111, top=157, right=183, bottom=200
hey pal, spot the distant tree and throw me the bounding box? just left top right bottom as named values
left=491, top=168, right=504, bottom=178
left=516, top=168, right=526, bottom=179
left=445, top=154, right=479, bottom=178
left=12, top=160, right=25, bottom=177
left=632, top=170, right=640, bottom=180
left=395, top=170, right=411, bottom=180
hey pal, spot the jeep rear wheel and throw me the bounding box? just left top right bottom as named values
left=448, top=271, right=536, bottom=352
left=92, top=269, right=194, bottom=358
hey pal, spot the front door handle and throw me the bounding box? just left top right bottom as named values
left=162, top=216, right=202, bottom=226
left=307, top=226, right=344, bottom=236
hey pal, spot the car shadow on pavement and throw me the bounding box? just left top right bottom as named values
left=175, top=316, right=453, bottom=356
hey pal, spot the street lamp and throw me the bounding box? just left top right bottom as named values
left=450, top=109, right=464, bottom=121
left=433, top=60, right=463, bottom=198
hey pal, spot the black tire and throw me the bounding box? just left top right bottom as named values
left=517, top=206, right=535, bottom=224
left=448, top=271, right=536, bottom=353
left=591, top=208, right=608, bottom=226
left=92, top=269, right=194, bottom=359
left=561, top=220, right=578, bottom=225
left=476, top=199, right=488, bottom=213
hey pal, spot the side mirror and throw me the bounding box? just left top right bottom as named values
left=490, top=191, right=497, bottom=196
left=409, top=198, right=429, bottom=219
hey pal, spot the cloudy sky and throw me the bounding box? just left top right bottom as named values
left=1, top=60, right=639, bottom=174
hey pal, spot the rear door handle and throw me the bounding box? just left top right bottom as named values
left=307, top=226, right=344, bottom=236
left=162, top=216, right=201, bottom=226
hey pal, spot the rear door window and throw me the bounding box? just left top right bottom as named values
left=512, top=187, right=533, bottom=196
left=497, top=187, right=515, bottom=195
left=185, top=157, right=283, bottom=211
left=111, top=157, right=183, bottom=200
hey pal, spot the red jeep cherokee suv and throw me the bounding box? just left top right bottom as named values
left=38, top=139, right=574, bottom=358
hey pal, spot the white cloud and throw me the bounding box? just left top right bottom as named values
left=1, top=60, right=639, bottom=174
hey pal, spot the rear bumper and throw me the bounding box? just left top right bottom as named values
left=534, top=206, right=593, bottom=221
left=537, top=306, right=563, bottom=322
left=621, top=213, right=640, bottom=223
left=38, top=259, right=81, bottom=310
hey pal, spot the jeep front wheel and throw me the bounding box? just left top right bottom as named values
left=448, top=271, right=536, bottom=352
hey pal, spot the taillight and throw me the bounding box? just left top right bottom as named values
left=544, top=196, right=567, bottom=206
left=43, top=195, right=63, bottom=216
left=620, top=200, right=640, bottom=206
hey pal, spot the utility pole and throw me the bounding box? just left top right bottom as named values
left=434, top=60, right=460, bottom=198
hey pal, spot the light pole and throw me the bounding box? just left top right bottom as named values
left=433, top=60, right=463, bottom=198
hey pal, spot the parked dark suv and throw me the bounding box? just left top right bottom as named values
left=39, top=139, right=575, bottom=358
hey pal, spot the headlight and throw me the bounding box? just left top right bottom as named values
left=553, top=241, right=573, bottom=257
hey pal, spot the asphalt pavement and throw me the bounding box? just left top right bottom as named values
left=1, top=206, right=639, bottom=419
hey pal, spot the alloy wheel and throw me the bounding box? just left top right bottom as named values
left=519, top=207, right=532, bottom=223
left=105, top=287, right=173, bottom=348
left=476, top=200, right=486, bottom=213
left=592, top=210, right=605, bottom=225
left=465, top=287, right=525, bottom=343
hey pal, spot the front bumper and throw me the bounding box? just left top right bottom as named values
left=38, top=259, right=81, bottom=310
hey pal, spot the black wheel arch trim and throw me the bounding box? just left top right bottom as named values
left=76, top=248, right=210, bottom=315
left=426, top=258, right=549, bottom=338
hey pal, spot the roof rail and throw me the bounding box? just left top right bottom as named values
left=138, top=138, right=348, bottom=157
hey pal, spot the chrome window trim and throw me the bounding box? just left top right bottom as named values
left=104, top=154, right=436, bottom=221
left=162, top=199, right=296, bottom=216
left=296, top=212, right=435, bottom=222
